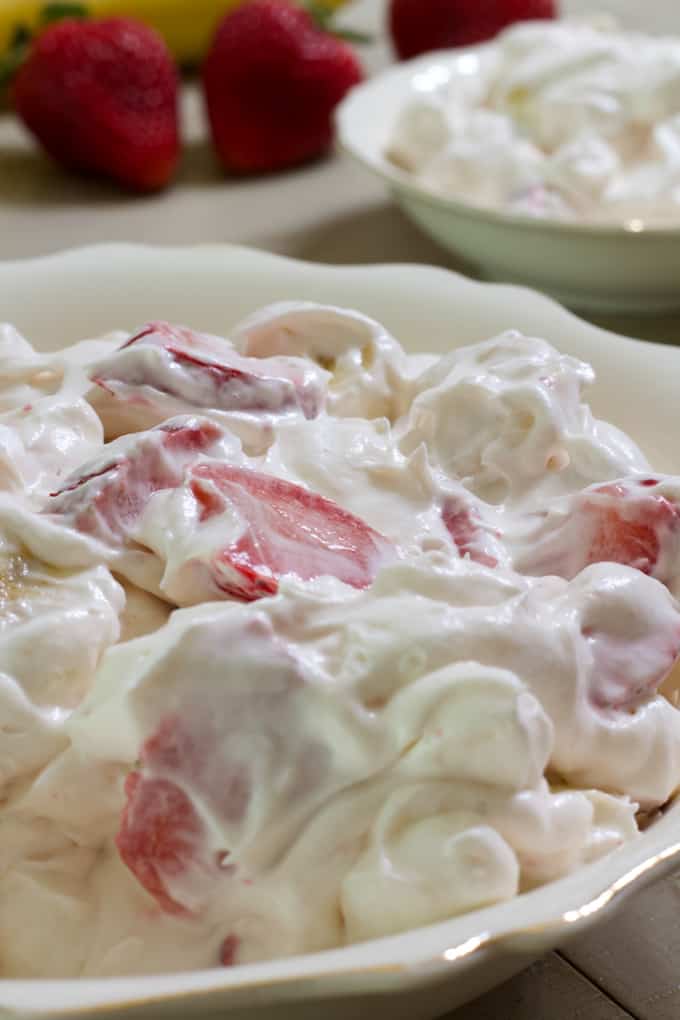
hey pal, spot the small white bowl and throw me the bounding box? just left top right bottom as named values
left=2, top=244, right=680, bottom=1020
left=337, top=49, right=680, bottom=316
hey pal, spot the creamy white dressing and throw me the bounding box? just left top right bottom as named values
left=0, top=304, right=678, bottom=977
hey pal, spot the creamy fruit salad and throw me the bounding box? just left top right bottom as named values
left=1, top=307, right=680, bottom=978
left=386, top=19, right=680, bottom=224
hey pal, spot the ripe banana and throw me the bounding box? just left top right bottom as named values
left=0, top=0, right=351, bottom=67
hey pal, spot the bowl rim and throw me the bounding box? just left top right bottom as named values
left=3, top=827, right=680, bottom=1016
left=1, top=243, right=680, bottom=1016
left=336, top=45, right=680, bottom=240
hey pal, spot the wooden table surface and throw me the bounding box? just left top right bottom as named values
left=2, top=1, right=680, bottom=1017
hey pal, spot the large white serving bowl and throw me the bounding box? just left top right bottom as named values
left=336, top=49, right=680, bottom=316
left=1, top=243, right=680, bottom=1020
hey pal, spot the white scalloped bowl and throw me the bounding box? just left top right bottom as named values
left=1, top=244, right=680, bottom=1020
left=336, top=49, right=680, bottom=316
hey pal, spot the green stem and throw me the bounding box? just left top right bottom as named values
left=304, top=1, right=373, bottom=44
left=0, top=2, right=87, bottom=94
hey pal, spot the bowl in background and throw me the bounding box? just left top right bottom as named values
left=337, top=50, right=680, bottom=316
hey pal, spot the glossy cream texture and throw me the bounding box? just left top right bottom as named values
left=386, top=20, right=680, bottom=224
left=1, top=305, right=680, bottom=978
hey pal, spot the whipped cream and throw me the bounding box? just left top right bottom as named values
left=0, top=303, right=679, bottom=978
left=386, top=20, right=680, bottom=224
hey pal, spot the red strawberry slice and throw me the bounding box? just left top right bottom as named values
left=188, top=463, right=395, bottom=599
left=93, top=320, right=325, bottom=421
left=581, top=482, right=680, bottom=578
left=117, top=771, right=205, bottom=915
left=442, top=496, right=499, bottom=568
left=219, top=934, right=240, bottom=966
left=48, top=419, right=222, bottom=545
left=586, top=624, right=680, bottom=711
left=578, top=562, right=680, bottom=711
left=165, top=346, right=320, bottom=419
left=117, top=713, right=223, bottom=915
left=117, top=703, right=276, bottom=914
left=115, top=622, right=314, bottom=914
left=519, top=479, right=680, bottom=584
left=120, top=322, right=203, bottom=351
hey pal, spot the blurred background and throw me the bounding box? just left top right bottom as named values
left=1, top=0, right=679, bottom=345
left=1, top=0, right=679, bottom=259
left=564, top=0, right=678, bottom=30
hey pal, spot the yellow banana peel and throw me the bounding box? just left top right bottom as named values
left=0, top=0, right=352, bottom=68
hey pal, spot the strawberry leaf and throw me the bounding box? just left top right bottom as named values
left=10, top=24, right=32, bottom=48
left=40, top=3, right=88, bottom=25
left=304, top=1, right=373, bottom=44
left=0, top=4, right=87, bottom=93
left=0, top=24, right=31, bottom=89
left=330, top=27, right=374, bottom=44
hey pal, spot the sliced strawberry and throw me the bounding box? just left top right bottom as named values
left=116, top=697, right=258, bottom=913
left=442, top=496, right=499, bottom=568
left=117, top=712, right=228, bottom=914
left=92, top=320, right=326, bottom=424
left=219, top=934, right=240, bottom=966
left=115, top=623, right=314, bottom=914
left=119, top=322, right=201, bottom=351
left=50, top=461, right=122, bottom=498
left=141, top=712, right=206, bottom=776
left=188, top=463, right=395, bottom=599
left=581, top=482, right=680, bottom=578
left=48, top=419, right=222, bottom=545
left=165, top=345, right=319, bottom=419
left=116, top=771, right=205, bottom=916
left=518, top=478, right=680, bottom=584
left=578, top=566, right=680, bottom=711
left=586, top=626, right=680, bottom=711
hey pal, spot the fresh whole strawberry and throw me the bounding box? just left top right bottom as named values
left=13, top=17, right=179, bottom=191
left=389, top=0, right=557, bottom=61
left=202, top=0, right=363, bottom=174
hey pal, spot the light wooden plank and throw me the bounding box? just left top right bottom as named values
left=561, top=871, right=680, bottom=1020
left=444, top=952, right=634, bottom=1020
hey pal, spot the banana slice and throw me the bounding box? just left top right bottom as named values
left=0, top=542, right=123, bottom=789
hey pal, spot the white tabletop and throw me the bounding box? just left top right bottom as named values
left=1, top=2, right=680, bottom=1017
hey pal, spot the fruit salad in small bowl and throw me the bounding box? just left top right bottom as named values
left=338, top=18, right=680, bottom=314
